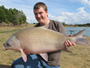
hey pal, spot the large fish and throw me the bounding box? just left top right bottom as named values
left=3, top=27, right=88, bottom=62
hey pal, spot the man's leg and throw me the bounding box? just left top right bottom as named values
left=12, top=54, right=41, bottom=68
left=37, top=55, right=60, bottom=68
left=12, top=54, right=60, bottom=68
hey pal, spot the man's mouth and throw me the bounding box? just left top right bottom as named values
left=37, top=18, right=41, bottom=20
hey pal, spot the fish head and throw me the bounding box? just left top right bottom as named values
left=3, top=35, right=27, bottom=62
left=3, top=35, right=20, bottom=50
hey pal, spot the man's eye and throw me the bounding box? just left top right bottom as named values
left=39, top=12, right=42, bottom=14
left=35, top=13, right=38, bottom=15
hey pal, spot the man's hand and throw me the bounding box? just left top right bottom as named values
left=64, top=40, right=76, bottom=47
left=64, top=34, right=76, bottom=47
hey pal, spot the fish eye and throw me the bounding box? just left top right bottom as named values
left=7, top=43, right=10, bottom=46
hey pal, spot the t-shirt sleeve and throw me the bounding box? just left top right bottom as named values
left=57, top=22, right=66, bottom=35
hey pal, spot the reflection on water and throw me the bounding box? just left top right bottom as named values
left=65, top=27, right=90, bottom=37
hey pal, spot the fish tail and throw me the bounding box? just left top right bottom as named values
left=72, top=29, right=88, bottom=45
left=75, top=37, right=88, bottom=45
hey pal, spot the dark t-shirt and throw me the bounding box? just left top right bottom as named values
left=34, top=20, right=66, bottom=66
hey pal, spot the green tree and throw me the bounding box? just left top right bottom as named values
left=0, top=5, right=27, bottom=25
left=0, top=8, right=6, bottom=22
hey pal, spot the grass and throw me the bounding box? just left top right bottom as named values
left=0, top=25, right=90, bottom=68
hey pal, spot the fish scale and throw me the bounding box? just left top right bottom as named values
left=3, top=27, right=88, bottom=62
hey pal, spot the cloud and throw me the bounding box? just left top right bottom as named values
left=0, top=0, right=89, bottom=24
left=48, top=7, right=90, bottom=24
left=78, top=0, right=90, bottom=6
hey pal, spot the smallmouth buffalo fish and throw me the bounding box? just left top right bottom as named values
left=3, top=27, right=88, bottom=62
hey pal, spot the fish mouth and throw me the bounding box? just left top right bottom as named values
left=3, top=46, right=7, bottom=50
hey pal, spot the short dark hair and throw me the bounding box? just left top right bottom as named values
left=33, top=2, right=48, bottom=11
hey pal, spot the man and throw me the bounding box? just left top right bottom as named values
left=12, top=2, right=75, bottom=68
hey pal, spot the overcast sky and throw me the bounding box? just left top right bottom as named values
left=0, top=0, right=90, bottom=24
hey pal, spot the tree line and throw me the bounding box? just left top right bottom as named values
left=62, top=22, right=90, bottom=27
left=0, top=5, right=27, bottom=25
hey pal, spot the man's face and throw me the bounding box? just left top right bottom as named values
left=34, top=7, right=48, bottom=23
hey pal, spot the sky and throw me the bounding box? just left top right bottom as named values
left=0, top=0, right=90, bottom=24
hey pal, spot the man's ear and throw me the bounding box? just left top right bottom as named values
left=46, top=11, right=48, bottom=17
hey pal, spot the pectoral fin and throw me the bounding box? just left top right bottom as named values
left=19, top=48, right=27, bottom=62
left=39, top=53, right=48, bottom=61
left=63, top=47, right=72, bottom=53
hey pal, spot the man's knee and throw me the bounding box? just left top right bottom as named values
left=11, top=57, right=24, bottom=68
left=11, top=55, right=40, bottom=68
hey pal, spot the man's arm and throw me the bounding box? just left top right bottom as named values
left=57, top=22, right=76, bottom=47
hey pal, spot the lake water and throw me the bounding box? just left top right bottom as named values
left=65, top=27, right=90, bottom=37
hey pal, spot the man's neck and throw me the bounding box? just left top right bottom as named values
left=40, top=19, right=50, bottom=26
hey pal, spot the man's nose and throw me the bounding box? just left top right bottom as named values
left=37, top=14, right=40, bottom=18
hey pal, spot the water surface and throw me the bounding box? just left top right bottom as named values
left=65, top=27, right=90, bottom=37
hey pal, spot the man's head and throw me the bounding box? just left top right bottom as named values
left=33, top=2, right=47, bottom=11
left=33, top=2, right=49, bottom=25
